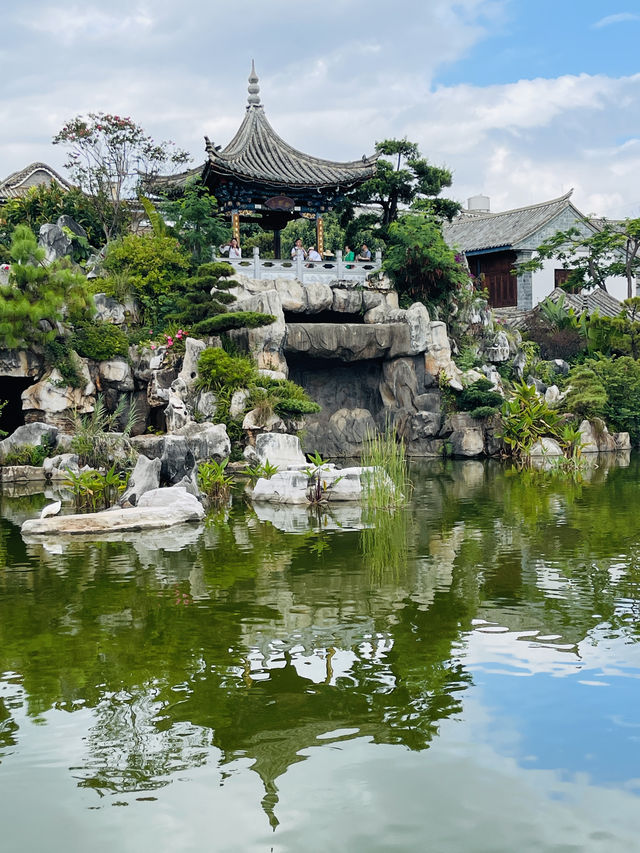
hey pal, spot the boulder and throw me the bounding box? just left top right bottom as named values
left=242, top=408, right=287, bottom=434
left=254, top=433, right=306, bottom=469
left=379, top=358, right=418, bottom=409
left=98, top=358, right=134, bottom=392
left=22, top=486, right=204, bottom=537
left=449, top=427, right=484, bottom=457
left=0, top=348, right=43, bottom=378
left=56, top=215, right=87, bottom=240
left=43, top=453, right=80, bottom=479
left=119, top=455, right=161, bottom=506
left=332, top=288, right=363, bottom=314
left=229, top=289, right=287, bottom=374
left=274, top=278, right=305, bottom=312
left=303, top=282, right=333, bottom=313
left=0, top=465, right=48, bottom=482
left=285, top=322, right=411, bottom=362
left=485, top=331, right=511, bottom=362
left=147, top=366, right=179, bottom=407
left=164, top=391, right=190, bottom=433
left=93, top=293, right=140, bottom=326
left=38, top=223, right=73, bottom=264
left=578, top=418, right=617, bottom=453
left=161, top=422, right=230, bottom=484
left=229, top=388, right=251, bottom=419
left=196, top=390, right=218, bottom=421
left=22, top=363, right=95, bottom=427
left=404, top=302, right=431, bottom=354
left=0, top=423, right=58, bottom=463
left=130, top=434, right=166, bottom=460
left=178, top=337, right=207, bottom=386
left=613, top=432, right=631, bottom=450
left=252, top=470, right=310, bottom=504
left=529, top=437, right=563, bottom=457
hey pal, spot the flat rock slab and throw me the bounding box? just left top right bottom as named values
left=22, top=502, right=204, bottom=537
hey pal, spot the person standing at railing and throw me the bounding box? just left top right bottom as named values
left=343, top=245, right=355, bottom=262
left=219, top=237, right=242, bottom=258
left=357, top=243, right=371, bottom=261
left=307, top=246, right=322, bottom=262
left=291, top=238, right=307, bottom=260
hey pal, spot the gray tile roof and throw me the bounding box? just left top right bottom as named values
left=546, top=287, right=626, bottom=318
left=0, top=162, right=73, bottom=200
left=205, top=105, right=378, bottom=189
left=442, top=191, right=579, bottom=252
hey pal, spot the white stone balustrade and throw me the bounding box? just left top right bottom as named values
left=213, top=247, right=383, bottom=284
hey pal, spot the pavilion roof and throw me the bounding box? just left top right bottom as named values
left=204, top=63, right=378, bottom=190
left=0, top=162, right=73, bottom=201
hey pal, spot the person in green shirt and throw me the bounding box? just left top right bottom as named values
left=343, top=245, right=355, bottom=262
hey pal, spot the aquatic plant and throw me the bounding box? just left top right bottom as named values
left=197, top=458, right=234, bottom=505
left=68, top=394, right=138, bottom=470
left=361, top=426, right=411, bottom=509
left=63, top=465, right=129, bottom=511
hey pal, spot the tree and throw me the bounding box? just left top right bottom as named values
left=517, top=218, right=640, bottom=298
left=382, top=213, right=468, bottom=309
left=1, top=183, right=104, bottom=247
left=160, top=177, right=228, bottom=266
left=0, top=225, right=92, bottom=350
left=53, top=113, right=191, bottom=243
left=343, top=138, right=460, bottom=232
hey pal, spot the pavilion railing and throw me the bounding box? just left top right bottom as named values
left=213, top=248, right=383, bottom=284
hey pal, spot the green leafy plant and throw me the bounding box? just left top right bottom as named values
left=3, top=440, right=54, bottom=467
left=361, top=425, right=410, bottom=509
left=68, top=394, right=138, bottom=469
left=244, top=459, right=279, bottom=485
left=197, top=459, right=234, bottom=505
left=457, top=378, right=503, bottom=420
left=499, top=381, right=562, bottom=461
left=196, top=348, right=258, bottom=392
left=63, top=465, right=129, bottom=511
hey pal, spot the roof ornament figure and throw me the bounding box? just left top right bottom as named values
left=247, top=60, right=261, bottom=107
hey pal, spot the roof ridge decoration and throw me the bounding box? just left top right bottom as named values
left=247, top=60, right=261, bottom=107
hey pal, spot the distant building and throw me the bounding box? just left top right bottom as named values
left=0, top=162, right=73, bottom=202
left=442, top=191, right=628, bottom=309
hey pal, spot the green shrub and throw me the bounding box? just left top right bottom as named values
left=564, top=356, right=640, bottom=445
left=197, top=348, right=258, bottom=392
left=4, top=442, right=53, bottom=467
left=72, top=321, right=129, bottom=361
left=193, top=311, right=276, bottom=336
left=500, top=381, right=562, bottom=460
left=197, top=458, right=234, bottom=505
left=457, top=378, right=503, bottom=414
left=43, top=338, right=85, bottom=388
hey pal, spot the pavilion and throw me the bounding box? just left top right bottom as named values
left=156, top=63, right=379, bottom=258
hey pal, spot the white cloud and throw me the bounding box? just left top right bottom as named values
left=2, top=2, right=640, bottom=221
left=593, top=12, right=640, bottom=29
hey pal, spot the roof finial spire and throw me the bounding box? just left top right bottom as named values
left=248, top=60, right=261, bottom=107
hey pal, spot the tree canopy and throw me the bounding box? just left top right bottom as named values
left=517, top=218, right=640, bottom=298
left=53, top=113, right=191, bottom=243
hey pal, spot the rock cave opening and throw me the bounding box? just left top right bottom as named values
left=283, top=309, right=365, bottom=325
left=0, top=377, right=34, bottom=434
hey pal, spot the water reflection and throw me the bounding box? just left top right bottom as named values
left=1, top=456, right=640, bottom=848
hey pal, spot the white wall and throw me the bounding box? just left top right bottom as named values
left=532, top=258, right=630, bottom=306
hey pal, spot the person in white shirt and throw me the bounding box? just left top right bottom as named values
left=220, top=237, right=241, bottom=258
left=307, top=246, right=322, bottom=262
left=291, top=239, right=307, bottom=259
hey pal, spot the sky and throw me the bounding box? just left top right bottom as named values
left=1, top=0, right=640, bottom=219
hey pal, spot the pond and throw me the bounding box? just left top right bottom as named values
left=1, top=456, right=640, bottom=852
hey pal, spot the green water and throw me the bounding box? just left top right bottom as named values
left=1, top=456, right=640, bottom=852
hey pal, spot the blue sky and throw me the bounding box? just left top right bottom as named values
left=1, top=1, right=639, bottom=218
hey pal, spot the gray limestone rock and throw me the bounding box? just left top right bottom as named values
left=99, top=358, right=134, bottom=392
left=254, top=433, right=306, bottom=469
left=38, top=223, right=73, bottom=264
left=303, top=282, right=333, bottom=313
left=56, top=215, right=87, bottom=240
left=120, top=455, right=161, bottom=506
left=252, top=470, right=310, bottom=504
left=285, top=322, right=411, bottom=362
left=178, top=337, right=207, bottom=386
left=165, top=392, right=190, bottom=433
left=449, top=426, right=485, bottom=457
left=614, top=432, right=631, bottom=450
left=130, top=434, right=166, bottom=460
left=0, top=423, right=58, bottom=463
left=332, top=288, right=363, bottom=314
left=229, top=289, right=287, bottom=375
left=43, top=453, right=80, bottom=479
left=485, top=331, right=511, bottom=363
left=529, top=437, right=563, bottom=457
left=0, top=348, right=43, bottom=378
left=22, top=362, right=95, bottom=426
left=160, top=422, right=230, bottom=483
left=93, top=293, right=139, bottom=326
left=578, top=418, right=617, bottom=453
left=229, top=388, right=251, bottom=419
